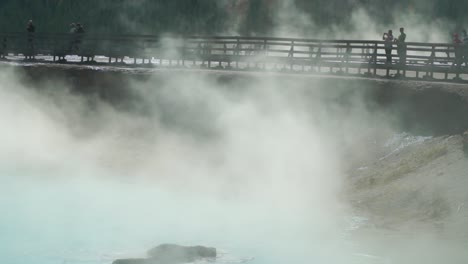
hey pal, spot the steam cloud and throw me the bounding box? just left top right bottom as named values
left=0, top=64, right=366, bottom=261
left=1, top=64, right=466, bottom=264
left=1, top=1, right=468, bottom=264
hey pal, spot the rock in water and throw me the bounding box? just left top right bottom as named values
left=113, top=259, right=152, bottom=264
left=112, top=244, right=216, bottom=264
left=148, top=244, right=217, bottom=263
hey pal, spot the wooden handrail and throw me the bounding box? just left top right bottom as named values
left=0, top=32, right=466, bottom=82
left=0, top=32, right=459, bottom=46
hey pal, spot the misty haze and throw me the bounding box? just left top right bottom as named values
left=1, top=1, right=468, bottom=264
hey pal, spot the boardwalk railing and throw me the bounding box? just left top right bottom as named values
left=1, top=32, right=467, bottom=81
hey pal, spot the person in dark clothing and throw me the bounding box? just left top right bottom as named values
left=26, top=20, right=35, bottom=33
left=26, top=20, right=35, bottom=59
left=462, top=29, right=468, bottom=66
left=70, top=23, right=85, bottom=53
left=382, top=29, right=394, bottom=63
left=75, top=23, right=85, bottom=50
left=396, top=27, right=407, bottom=65
left=76, top=23, right=85, bottom=34
left=453, top=33, right=463, bottom=67
left=69, top=23, right=78, bottom=52
left=1, top=37, right=6, bottom=59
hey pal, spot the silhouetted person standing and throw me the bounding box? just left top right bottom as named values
left=396, top=27, right=406, bottom=65
left=69, top=23, right=78, bottom=52
left=382, top=30, right=394, bottom=63
left=462, top=29, right=468, bottom=66
left=26, top=20, right=35, bottom=59
left=26, top=20, right=35, bottom=33
left=1, top=38, right=6, bottom=59
left=69, top=23, right=85, bottom=53
left=453, top=33, right=463, bottom=67
left=75, top=23, right=85, bottom=51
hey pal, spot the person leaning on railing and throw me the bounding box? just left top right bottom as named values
left=395, top=27, right=406, bottom=65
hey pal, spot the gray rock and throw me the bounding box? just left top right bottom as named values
left=148, top=244, right=216, bottom=263
left=112, top=259, right=153, bottom=264
left=113, top=244, right=216, bottom=264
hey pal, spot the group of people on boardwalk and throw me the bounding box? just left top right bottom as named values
left=23, top=20, right=86, bottom=59
left=382, top=27, right=406, bottom=64
left=26, top=19, right=85, bottom=35
left=6, top=19, right=468, bottom=71
left=381, top=27, right=468, bottom=67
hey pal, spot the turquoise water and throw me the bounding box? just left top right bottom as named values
left=1, top=174, right=363, bottom=264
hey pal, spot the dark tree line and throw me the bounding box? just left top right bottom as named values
left=0, top=0, right=466, bottom=35
left=0, top=0, right=227, bottom=34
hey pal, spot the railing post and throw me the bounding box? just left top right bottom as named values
left=398, top=42, right=407, bottom=77
left=316, top=42, right=322, bottom=73
left=206, top=41, right=211, bottom=68
left=196, top=41, right=203, bottom=67
left=345, top=42, right=351, bottom=74
left=181, top=39, right=186, bottom=67
left=192, top=40, right=198, bottom=67
left=289, top=40, right=295, bottom=57
left=263, top=39, right=268, bottom=70
left=289, top=40, right=295, bottom=70
left=107, top=38, right=112, bottom=64
left=443, top=44, right=448, bottom=79
left=197, top=42, right=202, bottom=56
left=235, top=38, right=240, bottom=69
left=430, top=45, right=435, bottom=79
left=366, top=44, right=371, bottom=75
left=454, top=44, right=462, bottom=80
left=308, top=44, right=314, bottom=72
left=385, top=43, right=391, bottom=77
left=373, top=43, right=378, bottom=76
left=256, top=44, right=260, bottom=68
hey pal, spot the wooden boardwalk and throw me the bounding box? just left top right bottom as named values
left=1, top=32, right=468, bottom=82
